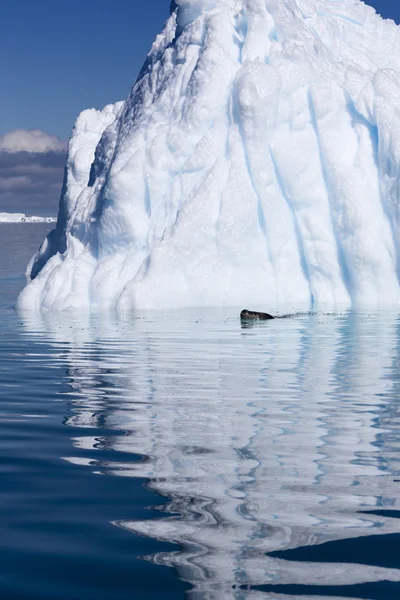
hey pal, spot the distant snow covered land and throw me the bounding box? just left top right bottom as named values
left=0, top=213, right=56, bottom=224
left=17, top=0, right=400, bottom=311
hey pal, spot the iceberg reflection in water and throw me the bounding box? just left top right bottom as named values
left=21, top=309, right=400, bottom=599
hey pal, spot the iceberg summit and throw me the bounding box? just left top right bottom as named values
left=18, top=0, right=400, bottom=311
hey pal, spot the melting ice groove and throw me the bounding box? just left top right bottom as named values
left=19, top=308, right=400, bottom=599
left=17, top=0, right=400, bottom=310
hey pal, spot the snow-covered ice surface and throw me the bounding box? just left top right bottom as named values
left=17, top=0, right=400, bottom=311
left=0, top=213, right=56, bottom=224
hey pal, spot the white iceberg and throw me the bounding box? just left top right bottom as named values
left=0, top=213, right=56, bottom=224
left=17, top=0, right=400, bottom=311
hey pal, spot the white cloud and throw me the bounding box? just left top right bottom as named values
left=0, top=130, right=67, bottom=215
left=0, top=129, right=66, bottom=153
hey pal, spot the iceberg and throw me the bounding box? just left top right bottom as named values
left=17, top=0, right=400, bottom=311
left=0, top=213, right=56, bottom=224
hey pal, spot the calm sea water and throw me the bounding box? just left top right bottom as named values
left=0, top=224, right=400, bottom=600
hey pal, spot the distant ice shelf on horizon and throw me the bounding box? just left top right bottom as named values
left=16, top=0, right=400, bottom=311
left=0, top=213, right=56, bottom=224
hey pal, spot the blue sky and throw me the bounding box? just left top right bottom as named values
left=0, top=0, right=171, bottom=139
left=0, top=0, right=399, bottom=140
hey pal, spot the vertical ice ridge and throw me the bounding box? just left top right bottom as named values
left=314, top=81, right=399, bottom=304
left=374, top=69, right=400, bottom=286
left=268, top=148, right=313, bottom=305
left=347, top=91, right=400, bottom=290
left=234, top=59, right=310, bottom=303
left=233, top=77, right=273, bottom=269
left=307, top=88, right=353, bottom=304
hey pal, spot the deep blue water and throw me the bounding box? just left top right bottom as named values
left=1, top=224, right=400, bottom=600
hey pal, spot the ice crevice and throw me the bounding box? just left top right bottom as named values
left=17, top=0, right=400, bottom=312
left=268, top=147, right=313, bottom=305
left=233, top=71, right=274, bottom=270
left=307, top=87, right=352, bottom=305
left=345, top=91, right=400, bottom=289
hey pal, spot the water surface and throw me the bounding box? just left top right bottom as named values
left=0, top=224, right=400, bottom=599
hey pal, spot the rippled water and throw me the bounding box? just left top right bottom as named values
left=1, top=224, right=400, bottom=599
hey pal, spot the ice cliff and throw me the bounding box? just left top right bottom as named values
left=18, top=0, right=400, bottom=311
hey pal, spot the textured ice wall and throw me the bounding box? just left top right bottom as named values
left=18, top=0, right=400, bottom=311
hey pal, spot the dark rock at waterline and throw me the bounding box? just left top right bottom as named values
left=240, top=309, right=275, bottom=321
